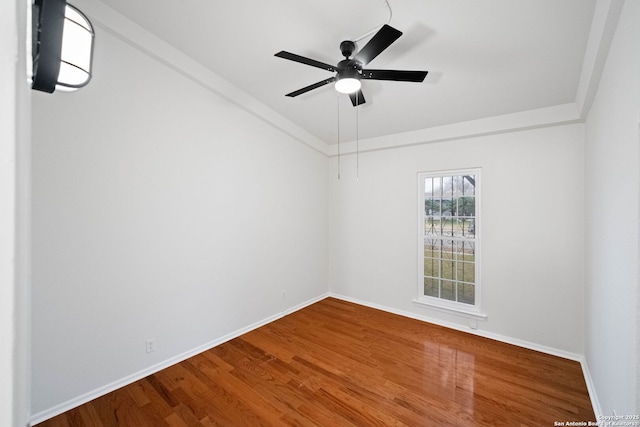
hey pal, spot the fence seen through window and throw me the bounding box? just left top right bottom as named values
left=421, top=172, right=478, bottom=306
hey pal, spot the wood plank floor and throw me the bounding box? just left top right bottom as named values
left=36, top=298, right=595, bottom=426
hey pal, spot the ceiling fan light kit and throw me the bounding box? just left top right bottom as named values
left=275, top=24, right=428, bottom=106
left=335, top=70, right=361, bottom=94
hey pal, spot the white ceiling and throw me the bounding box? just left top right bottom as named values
left=99, top=0, right=597, bottom=145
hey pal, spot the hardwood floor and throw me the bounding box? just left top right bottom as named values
left=36, top=298, right=594, bottom=426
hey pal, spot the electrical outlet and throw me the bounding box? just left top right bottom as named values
left=145, top=338, right=156, bottom=354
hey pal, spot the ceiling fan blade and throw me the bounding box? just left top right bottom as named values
left=353, top=24, right=402, bottom=66
left=349, top=90, right=366, bottom=107
left=285, top=77, right=336, bottom=97
left=275, top=51, right=336, bottom=72
left=361, top=69, right=428, bottom=82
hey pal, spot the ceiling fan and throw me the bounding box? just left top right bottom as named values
left=275, top=24, right=428, bottom=107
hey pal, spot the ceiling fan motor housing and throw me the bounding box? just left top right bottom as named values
left=337, top=58, right=362, bottom=72
left=336, top=66, right=360, bottom=81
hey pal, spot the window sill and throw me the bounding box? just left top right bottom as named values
left=412, top=298, right=487, bottom=322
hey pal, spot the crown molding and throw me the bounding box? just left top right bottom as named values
left=70, top=0, right=331, bottom=156
left=327, top=103, right=581, bottom=156
left=575, top=0, right=625, bottom=120
left=71, top=0, right=620, bottom=158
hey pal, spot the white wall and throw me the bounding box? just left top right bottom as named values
left=30, top=11, right=328, bottom=418
left=0, top=1, right=19, bottom=420
left=584, top=0, right=640, bottom=415
left=329, top=124, right=586, bottom=355
left=1, top=0, right=30, bottom=425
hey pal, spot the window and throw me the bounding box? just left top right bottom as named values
left=416, top=169, right=483, bottom=317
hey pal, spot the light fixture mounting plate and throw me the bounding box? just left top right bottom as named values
left=339, top=40, right=357, bottom=58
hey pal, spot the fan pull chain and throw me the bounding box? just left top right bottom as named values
left=337, top=93, right=341, bottom=180
left=356, top=95, right=359, bottom=181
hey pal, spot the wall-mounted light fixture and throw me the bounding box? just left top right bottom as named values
left=32, top=0, right=95, bottom=93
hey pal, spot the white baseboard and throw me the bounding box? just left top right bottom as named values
left=29, top=292, right=329, bottom=426
left=329, top=293, right=583, bottom=361
left=580, top=359, right=603, bottom=419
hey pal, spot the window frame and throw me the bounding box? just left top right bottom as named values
left=415, top=168, right=486, bottom=320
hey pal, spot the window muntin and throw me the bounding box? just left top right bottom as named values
left=418, top=170, right=480, bottom=313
